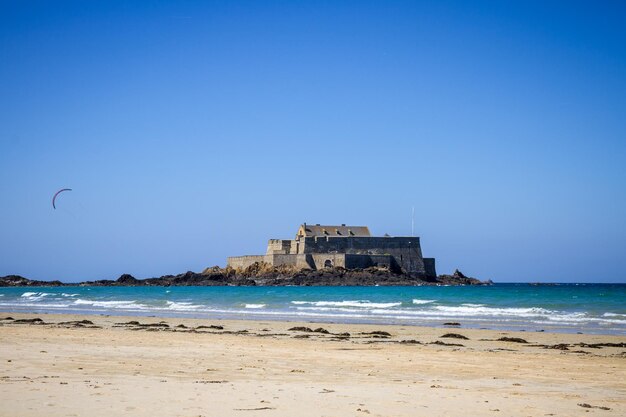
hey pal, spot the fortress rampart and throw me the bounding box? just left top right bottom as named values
left=227, top=224, right=437, bottom=277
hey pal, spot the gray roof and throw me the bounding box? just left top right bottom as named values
left=297, top=224, right=371, bottom=238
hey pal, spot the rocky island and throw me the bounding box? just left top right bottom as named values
left=0, top=268, right=487, bottom=287
left=1, top=224, right=491, bottom=286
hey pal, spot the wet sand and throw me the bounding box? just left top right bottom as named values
left=0, top=312, right=624, bottom=416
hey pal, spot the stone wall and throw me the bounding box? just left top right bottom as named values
left=226, top=255, right=267, bottom=270
left=266, top=239, right=293, bottom=255
left=423, top=258, right=437, bottom=277
left=228, top=235, right=434, bottom=276
left=300, top=236, right=426, bottom=273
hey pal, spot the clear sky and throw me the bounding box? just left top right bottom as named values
left=1, top=1, right=625, bottom=283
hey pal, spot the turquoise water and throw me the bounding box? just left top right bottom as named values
left=1, top=284, right=624, bottom=334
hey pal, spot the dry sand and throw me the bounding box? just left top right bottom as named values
left=0, top=312, right=624, bottom=416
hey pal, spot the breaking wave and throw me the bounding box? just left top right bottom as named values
left=73, top=299, right=148, bottom=309
left=244, top=304, right=266, bottom=309
left=165, top=301, right=203, bottom=311
left=21, top=292, right=52, bottom=300
left=412, top=299, right=435, bottom=305
left=291, top=300, right=401, bottom=308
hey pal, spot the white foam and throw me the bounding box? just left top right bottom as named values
left=244, top=304, right=266, bottom=309
left=61, top=293, right=79, bottom=297
left=73, top=299, right=147, bottom=309
left=166, top=301, right=202, bottom=311
left=20, top=292, right=52, bottom=300
left=412, top=299, right=435, bottom=305
left=461, top=303, right=484, bottom=307
left=603, top=312, right=625, bottom=317
left=432, top=305, right=554, bottom=317
left=291, top=300, right=401, bottom=308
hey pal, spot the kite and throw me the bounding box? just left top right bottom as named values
left=52, top=188, right=72, bottom=209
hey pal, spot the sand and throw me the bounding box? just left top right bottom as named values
left=0, top=312, right=624, bottom=416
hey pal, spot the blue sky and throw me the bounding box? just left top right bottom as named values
left=1, top=1, right=625, bottom=282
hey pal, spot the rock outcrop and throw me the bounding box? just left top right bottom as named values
left=0, top=267, right=489, bottom=287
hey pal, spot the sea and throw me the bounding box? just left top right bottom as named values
left=0, top=284, right=624, bottom=335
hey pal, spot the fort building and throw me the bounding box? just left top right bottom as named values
left=227, top=223, right=436, bottom=277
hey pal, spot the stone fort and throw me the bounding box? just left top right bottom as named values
left=227, top=223, right=436, bottom=277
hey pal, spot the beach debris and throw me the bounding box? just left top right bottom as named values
left=12, top=318, right=45, bottom=324
left=234, top=407, right=276, bottom=411
left=440, top=333, right=469, bottom=340
left=578, top=403, right=611, bottom=410
left=57, top=320, right=95, bottom=327
left=313, top=327, right=330, bottom=334
left=575, top=342, right=626, bottom=349
left=114, top=321, right=169, bottom=329
left=139, top=323, right=169, bottom=328
left=496, top=337, right=528, bottom=344
left=360, top=331, right=392, bottom=337
left=196, top=325, right=224, bottom=330
left=293, top=334, right=310, bottom=338
left=443, top=322, right=461, bottom=326
left=399, top=339, right=422, bottom=344
left=319, top=388, right=335, bottom=393
left=544, top=344, right=569, bottom=350
left=52, top=188, right=72, bottom=209
left=1, top=317, right=14, bottom=321
left=290, top=369, right=305, bottom=373
left=289, top=326, right=313, bottom=332
left=430, top=340, right=464, bottom=347
left=194, top=380, right=228, bottom=384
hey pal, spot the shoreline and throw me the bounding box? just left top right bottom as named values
left=1, top=312, right=624, bottom=416
left=2, top=283, right=625, bottom=336
left=1, top=307, right=624, bottom=336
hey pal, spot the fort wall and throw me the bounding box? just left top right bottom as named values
left=301, top=236, right=426, bottom=274
left=226, top=255, right=267, bottom=270
left=226, top=225, right=437, bottom=277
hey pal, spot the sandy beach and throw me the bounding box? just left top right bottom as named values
left=0, top=312, right=624, bottom=417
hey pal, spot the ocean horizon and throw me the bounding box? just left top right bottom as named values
left=1, top=283, right=624, bottom=335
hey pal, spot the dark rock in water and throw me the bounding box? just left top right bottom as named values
left=289, top=326, right=313, bottom=332
left=13, top=318, right=45, bottom=324
left=436, top=269, right=487, bottom=286
left=441, top=333, right=469, bottom=340
left=0, top=275, right=63, bottom=287
left=116, top=274, right=139, bottom=285
left=497, top=337, right=528, bottom=343
left=443, top=322, right=461, bottom=326
left=2, top=264, right=490, bottom=287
